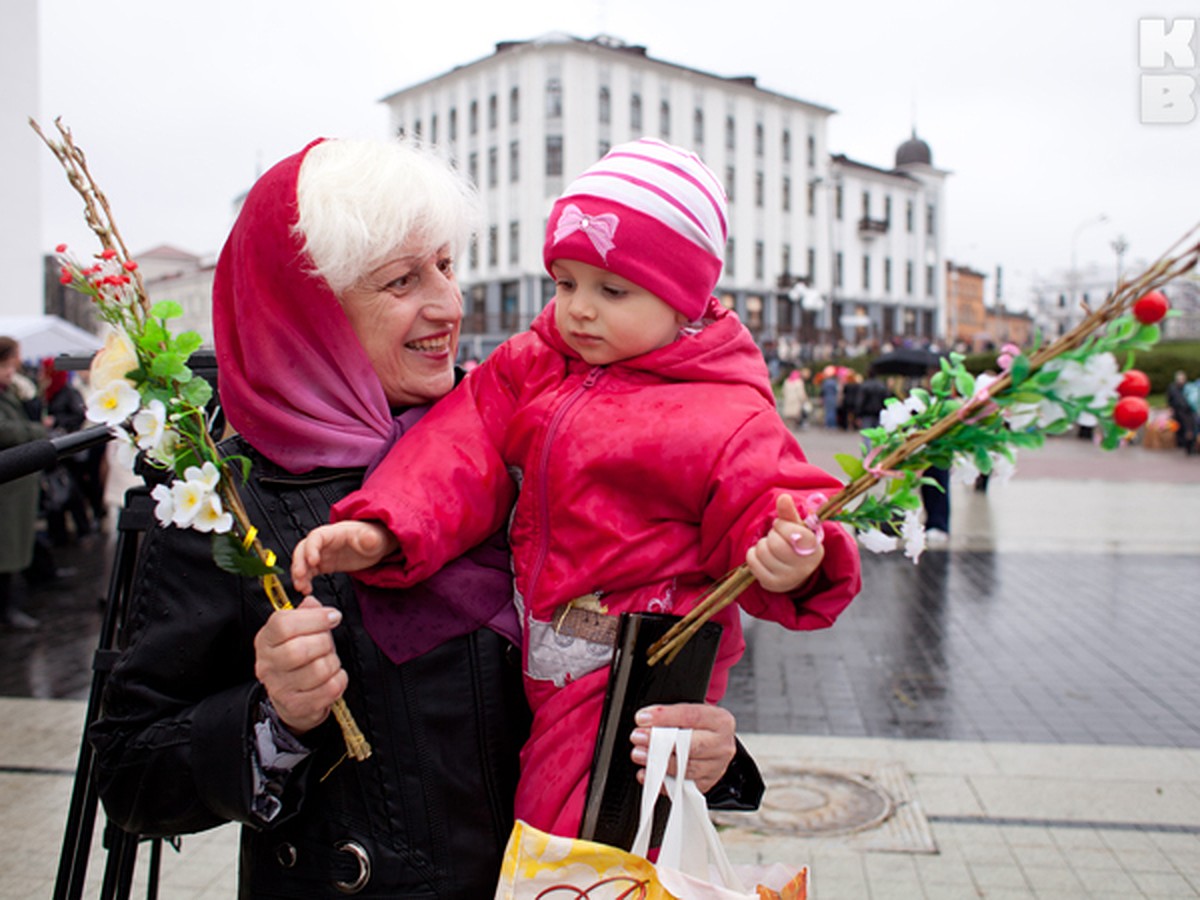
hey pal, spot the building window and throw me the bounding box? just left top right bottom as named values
left=509, top=140, right=519, bottom=183
left=546, top=135, right=563, bottom=176
left=469, top=101, right=478, bottom=135
left=598, top=140, right=611, bottom=158
left=659, top=100, right=671, bottom=138
left=835, top=252, right=844, bottom=288
left=806, top=134, right=815, bottom=167
left=754, top=171, right=764, bottom=208
left=725, top=166, right=735, bottom=202
left=862, top=191, right=870, bottom=219
left=834, top=184, right=843, bottom=220
left=906, top=200, right=914, bottom=233
left=926, top=203, right=936, bottom=236
left=725, top=115, right=736, bottom=150
left=488, top=225, right=498, bottom=268
left=430, top=114, right=438, bottom=145
left=906, top=260, right=914, bottom=294
left=501, top=283, right=519, bottom=331
left=862, top=255, right=871, bottom=290
left=413, top=119, right=422, bottom=140
left=693, top=108, right=705, bottom=145
left=782, top=176, right=791, bottom=212
left=755, top=122, right=764, bottom=157
left=449, top=107, right=457, bottom=141
left=546, top=78, right=562, bottom=118
left=487, top=146, right=498, bottom=187
left=510, top=86, right=520, bottom=123
left=630, top=93, right=642, bottom=130
left=468, top=151, right=478, bottom=185
left=469, top=234, right=479, bottom=269
left=926, top=264, right=935, bottom=296
left=782, top=244, right=791, bottom=276
left=884, top=257, right=892, bottom=292
left=754, top=241, right=765, bottom=280
left=599, top=86, right=611, bottom=124
left=782, top=129, right=791, bottom=162
left=488, top=94, right=498, bottom=130
left=807, top=181, right=816, bottom=217
left=726, top=237, right=735, bottom=277
left=884, top=195, right=892, bottom=225
left=509, top=221, right=519, bottom=265
left=807, top=247, right=815, bottom=280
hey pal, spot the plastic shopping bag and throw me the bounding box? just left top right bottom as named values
left=494, top=728, right=807, bottom=900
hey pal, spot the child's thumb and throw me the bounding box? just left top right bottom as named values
left=776, top=492, right=803, bottom=523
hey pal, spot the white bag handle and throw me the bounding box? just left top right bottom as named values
left=629, top=727, right=748, bottom=892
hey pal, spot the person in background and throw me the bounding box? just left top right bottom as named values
left=39, top=360, right=94, bottom=544
left=857, top=366, right=891, bottom=431
left=780, top=367, right=808, bottom=428
left=0, top=337, right=46, bottom=630
left=820, top=367, right=839, bottom=429
left=89, top=138, right=748, bottom=898
left=1166, top=370, right=1196, bottom=456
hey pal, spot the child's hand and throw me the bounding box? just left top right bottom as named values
left=745, top=493, right=824, bottom=594
left=291, top=520, right=398, bottom=596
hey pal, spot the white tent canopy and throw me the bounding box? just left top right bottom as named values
left=0, top=315, right=103, bottom=363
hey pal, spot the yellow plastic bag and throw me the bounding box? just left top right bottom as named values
left=494, top=729, right=807, bottom=900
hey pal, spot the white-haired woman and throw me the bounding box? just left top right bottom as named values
left=90, top=138, right=752, bottom=898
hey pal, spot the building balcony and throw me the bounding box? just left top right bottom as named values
left=857, top=217, right=890, bottom=239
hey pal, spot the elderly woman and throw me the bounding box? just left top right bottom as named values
left=89, top=138, right=749, bottom=898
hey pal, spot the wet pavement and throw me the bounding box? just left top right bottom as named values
left=2, top=431, right=1199, bottom=898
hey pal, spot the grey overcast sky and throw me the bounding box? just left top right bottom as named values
left=35, top=0, right=1200, bottom=308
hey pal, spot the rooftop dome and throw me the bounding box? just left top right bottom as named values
left=895, top=131, right=932, bottom=167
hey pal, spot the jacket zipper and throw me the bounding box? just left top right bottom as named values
left=526, top=366, right=604, bottom=608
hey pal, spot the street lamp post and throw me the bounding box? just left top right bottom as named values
left=1070, top=213, right=1108, bottom=327
left=1111, top=235, right=1129, bottom=284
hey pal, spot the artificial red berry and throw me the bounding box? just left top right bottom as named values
left=1132, top=290, right=1169, bottom=324
left=1117, top=369, right=1151, bottom=398
left=1112, top=396, right=1150, bottom=430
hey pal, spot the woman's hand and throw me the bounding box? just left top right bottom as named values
left=291, top=520, right=398, bottom=595
left=629, top=703, right=737, bottom=792
left=745, top=493, right=824, bottom=593
left=254, top=597, right=348, bottom=735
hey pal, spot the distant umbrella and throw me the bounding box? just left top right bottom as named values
left=870, top=347, right=945, bottom=377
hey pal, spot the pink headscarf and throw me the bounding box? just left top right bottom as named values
left=212, top=140, right=517, bottom=662
left=213, top=139, right=400, bottom=474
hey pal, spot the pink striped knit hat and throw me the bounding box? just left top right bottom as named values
left=543, top=137, right=728, bottom=321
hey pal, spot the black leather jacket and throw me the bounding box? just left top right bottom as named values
left=90, top=436, right=530, bottom=898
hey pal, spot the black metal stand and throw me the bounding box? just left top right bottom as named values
left=52, top=485, right=169, bottom=900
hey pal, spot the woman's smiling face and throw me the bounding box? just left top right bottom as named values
left=338, top=242, right=463, bottom=408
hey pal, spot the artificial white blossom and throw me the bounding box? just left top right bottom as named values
left=150, top=483, right=175, bottom=526
left=184, top=461, right=222, bottom=492
left=191, top=493, right=233, bottom=534
left=85, top=380, right=142, bottom=427
left=880, top=394, right=927, bottom=433
left=132, top=399, right=167, bottom=451
left=900, top=508, right=926, bottom=563
left=88, top=329, right=138, bottom=392
left=857, top=528, right=900, bottom=554
left=1005, top=397, right=1067, bottom=431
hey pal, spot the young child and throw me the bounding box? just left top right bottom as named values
left=292, top=137, right=862, bottom=837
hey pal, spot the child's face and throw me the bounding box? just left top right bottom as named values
left=551, top=259, right=686, bottom=366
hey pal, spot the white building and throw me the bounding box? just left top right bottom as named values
left=1, top=0, right=43, bottom=318
left=382, top=33, right=950, bottom=360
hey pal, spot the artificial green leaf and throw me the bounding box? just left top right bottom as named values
left=1010, top=355, right=1031, bottom=386
left=151, top=300, right=184, bottom=320
left=150, top=352, right=186, bottom=380
left=175, top=331, right=203, bottom=356
left=180, top=377, right=213, bottom=408
left=834, top=453, right=866, bottom=480
left=212, top=533, right=284, bottom=578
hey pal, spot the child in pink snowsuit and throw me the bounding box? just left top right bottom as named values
left=292, top=138, right=862, bottom=837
